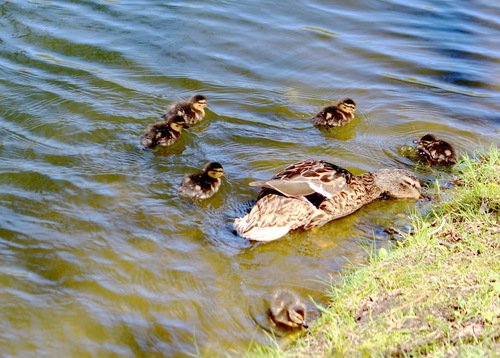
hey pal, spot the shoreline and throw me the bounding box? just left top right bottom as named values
left=250, top=147, right=499, bottom=357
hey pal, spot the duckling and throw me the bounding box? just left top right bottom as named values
left=312, top=98, right=356, bottom=128
left=163, top=94, right=207, bottom=125
left=234, top=160, right=421, bottom=242
left=141, top=115, right=188, bottom=149
left=269, top=289, right=308, bottom=329
left=414, top=134, right=457, bottom=166
left=179, top=162, right=224, bottom=199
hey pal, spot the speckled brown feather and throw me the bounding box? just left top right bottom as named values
left=178, top=162, right=223, bottom=200
left=416, top=135, right=457, bottom=165
left=234, top=162, right=421, bottom=242
left=312, top=98, right=356, bottom=128
left=252, top=160, right=352, bottom=199
left=163, top=96, right=206, bottom=125
left=179, top=174, right=221, bottom=200
left=141, top=121, right=182, bottom=148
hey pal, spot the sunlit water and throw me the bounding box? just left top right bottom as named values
left=0, top=0, right=499, bottom=356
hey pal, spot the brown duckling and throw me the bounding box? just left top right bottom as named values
left=179, top=162, right=224, bottom=199
left=141, top=115, right=188, bottom=149
left=234, top=160, right=421, bottom=242
left=163, top=94, right=207, bottom=125
left=414, top=134, right=457, bottom=166
left=269, top=289, right=308, bottom=329
left=312, top=98, right=356, bottom=128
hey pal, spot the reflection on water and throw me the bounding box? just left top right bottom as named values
left=0, top=0, right=499, bottom=355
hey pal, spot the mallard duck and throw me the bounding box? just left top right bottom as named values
left=162, top=94, right=207, bottom=125
left=414, top=134, right=457, bottom=166
left=312, top=98, right=356, bottom=127
left=179, top=162, right=224, bottom=199
left=234, top=160, right=421, bottom=242
left=269, top=289, right=308, bottom=329
left=141, top=115, right=188, bottom=149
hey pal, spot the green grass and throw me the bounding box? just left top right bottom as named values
left=249, top=147, right=499, bottom=357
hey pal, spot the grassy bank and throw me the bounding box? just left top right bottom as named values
left=250, top=147, right=499, bottom=357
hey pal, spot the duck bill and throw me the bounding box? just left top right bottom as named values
left=182, top=124, right=189, bottom=129
left=419, top=194, right=430, bottom=201
left=301, top=321, right=309, bottom=329
left=208, top=170, right=224, bottom=179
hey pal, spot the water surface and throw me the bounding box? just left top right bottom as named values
left=0, top=0, right=499, bottom=356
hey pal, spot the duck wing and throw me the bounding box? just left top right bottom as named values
left=234, top=194, right=319, bottom=242
left=250, top=160, right=352, bottom=199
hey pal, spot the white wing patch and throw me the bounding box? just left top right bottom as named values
left=250, top=176, right=347, bottom=199
left=235, top=223, right=292, bottom=242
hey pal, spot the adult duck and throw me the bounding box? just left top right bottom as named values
left=234, top=160, right=421, bottom=242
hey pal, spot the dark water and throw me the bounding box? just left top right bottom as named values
left=0, top=0, right=498, bottom=356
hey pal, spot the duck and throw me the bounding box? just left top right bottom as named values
left=162, top=94, right=207, bottom=125
left=141, top=115, right=188, bottom=149
left=233, top=160, right=421, bottom=242
left=312, top=98, right=356, bottom=128
left=179, top=162, right=224, bottom=199
left=414, top=134, right=457, bottom=166
left=269, top=289, right=308, bottom=329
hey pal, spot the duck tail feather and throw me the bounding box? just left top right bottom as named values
left=233, top=217, right=291, bottom=242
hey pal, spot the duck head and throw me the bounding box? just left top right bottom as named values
left=203, top=161, right=224, bottom=179
left=191, top=94, right=207, bottom=111
left=373, top=169, right=421, bottom=199
left=337, top=98, right=356, bottom=114
left=287, top=304, right=308, bottom=329
left=413, top=134, right=437, bottom=145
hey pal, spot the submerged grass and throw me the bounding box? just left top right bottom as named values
left=249, top=147, right=499, bottom=357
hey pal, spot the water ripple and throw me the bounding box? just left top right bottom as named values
left=0, top=0, right=499, bottom=355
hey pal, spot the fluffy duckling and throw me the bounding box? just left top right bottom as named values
left=312, top=98, right=356, bottom=128
left=414, top=134, right=457, bottom=166
left=269, top=289, right=308, bottom=329
left=141, top=115, right=188, bottom=149
left=234, top=160, right=421, bottom=242
left=179, top=162, right=224, bottom=199
left=163, top=94, right=207, bottom=125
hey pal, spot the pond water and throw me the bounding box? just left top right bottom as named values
left=0, top=0, right=498, bottom=356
